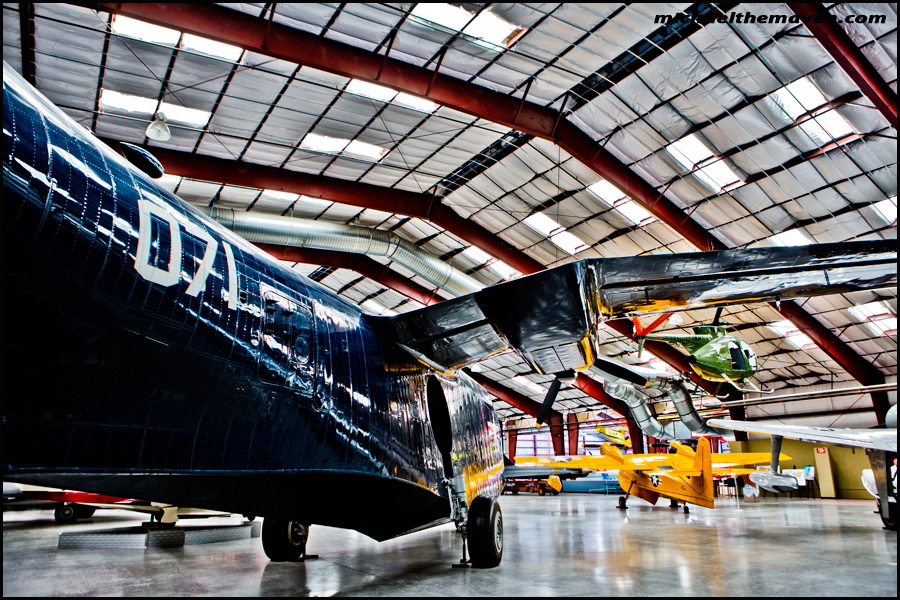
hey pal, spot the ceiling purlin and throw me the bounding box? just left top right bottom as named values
left=82, top=3, right=891, bottom=419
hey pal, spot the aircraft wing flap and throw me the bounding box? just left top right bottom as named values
left=707, top=419, right=897, bottom=452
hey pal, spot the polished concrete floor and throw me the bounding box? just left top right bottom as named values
left=3, top=494, right=896, bottom=596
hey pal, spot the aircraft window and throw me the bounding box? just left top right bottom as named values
left=293, top=334, right=310, bottom=364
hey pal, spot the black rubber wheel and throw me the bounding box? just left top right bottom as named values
left=511, top=489, right=518, bottom=495
left=683, top=504, right=690, bottom=514
left=73, top=505, right=96, bottom=520
left=537, top=487, right=545, bottom=496
left=881, top=502, right=896, bottom=531
left=54, top=504, right=78, bottom=524
left=262, top=518, right=309, bottom=562
left=467, top=497, right=502, bottom=568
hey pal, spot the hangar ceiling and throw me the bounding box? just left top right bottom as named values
left=4, top=2, right=896, bottom=430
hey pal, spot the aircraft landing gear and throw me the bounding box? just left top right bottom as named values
left=261, top=518, right=315, bottom=562
left=466, top=496, right=503, bottom=569
left=617, top=496, right=628, bottom=510
left=670, top=499, right=680, bottom=509
left=683, top=504, right=690, bottom=514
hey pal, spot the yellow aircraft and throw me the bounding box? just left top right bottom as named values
left=595, top=425, right=631, bottom=448
left=519, top=438, right=786, bottom=512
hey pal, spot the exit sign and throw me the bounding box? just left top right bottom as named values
left=815, top=448, right=826, bottom=453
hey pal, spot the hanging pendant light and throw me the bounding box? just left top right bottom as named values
left=146, top=112, right=171, bottom=142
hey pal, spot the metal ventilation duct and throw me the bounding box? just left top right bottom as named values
left=593, top=361, right=723, bottom=439
left=209, top=208, right=483, bottom=298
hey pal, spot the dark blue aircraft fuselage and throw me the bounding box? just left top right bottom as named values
left=2, top=66, right=503, bottom=541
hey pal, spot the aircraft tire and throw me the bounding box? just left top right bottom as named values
left=262, top=518, right=309, bottom=562
left=54, top=504, right=77, bottom=524
left=73, top=505, right=96, bottom=520
left=538, top=487, right=545, bottom=496
left=882, top=502, right=896, bottom=531
left=467, top=496, right=502, bottom=568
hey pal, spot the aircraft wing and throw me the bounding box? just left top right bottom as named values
left=378, top=241, right=896, bottom=374
left=706, top=419, right=897, bottom=452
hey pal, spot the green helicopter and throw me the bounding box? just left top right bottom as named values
left=632, top=308, right=771, bottom=396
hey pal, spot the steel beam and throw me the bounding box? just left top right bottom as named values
left=105, top=140, right=544, bottom=276
left=789, top=3, right=897, bottom=129
left=467, top=370, right=565, bottom=455
left=255, top=244, right=444, bottom=306
left=506, top=422, right=518, bottom=462
left=573, top=373, right=644, bottom=454
left=92, top=5, right=887, bottom=410
left=566, top=412, right=579, bottom=456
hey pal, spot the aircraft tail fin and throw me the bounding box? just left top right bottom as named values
left=687, top=437, right=715, bottom=509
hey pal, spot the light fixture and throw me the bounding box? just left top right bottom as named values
left=146, top=112, right=171, bottom=142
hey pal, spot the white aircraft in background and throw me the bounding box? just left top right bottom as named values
left=708, top=404, right=897, bottom=530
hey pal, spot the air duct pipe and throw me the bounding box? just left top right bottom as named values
left=662, top=380, right=724, bottom=436
left=603, top=379, right=681, bottom=440
left=210, top=208, right=483, bottom=297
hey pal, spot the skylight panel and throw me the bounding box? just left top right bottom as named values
left=344, top=140, right=389, bottom=161
left=666, top=134, right=742, bottom=193
left=770, top=229, right=813, bottom=246
left=667, top=134, right=714, bottom=170
left=849, top=301, right=897, bottom=337
left=99, top=89, right=157, bottom=116
left=411, top=3, right=473, bottom=32
left=111, top=15, right=181, bottom=46
left=489, top=259, right=520, bottom=281
left=614, top=199, right=657, bottom=227
left=462, top=11, right=522, bottom=47
left=347, top=79, right=397, bottom=103
left=181, top=33, right=243, bottom=62
left=524, top=213, right=588, bottom=256
left=549, top=230, right=589, bottom=255
left=771, top=76, right=855, bottom=144
left=300, top=132, right=351, bottom=154
left=523, top=212, right=558, bottom=237
left=461, top=245, right=491, bottom=265
left=692, top=159, right=742, bottom=193
left=511, top=375, right=546, bottom=395
left=360, top=299, right=397, bottom=316
left=410, top=3, right=524, bottom=49
left=767, top=320, right=817, bottom=350
left=588, top=180, right=626, bottom=203
left=394, top=92, right=440, bottom=113
left=872, top=197, right=897, bottom=225
left=159, top=101, right=211, bottom=128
